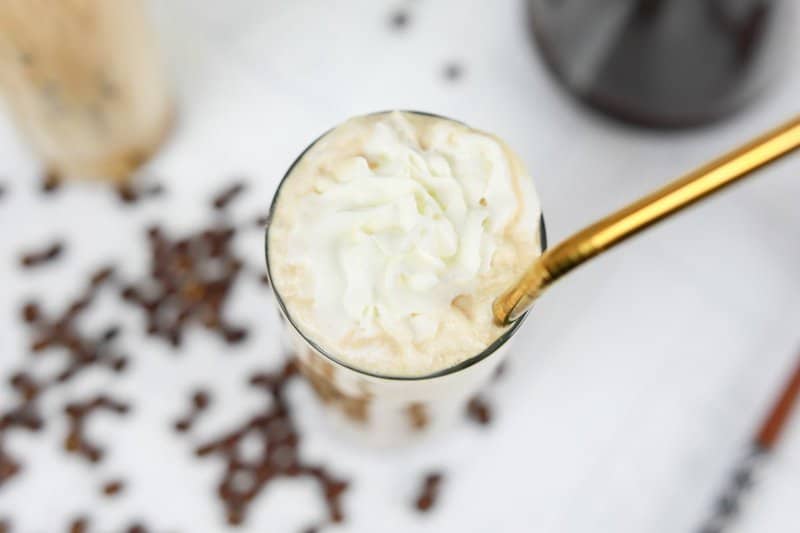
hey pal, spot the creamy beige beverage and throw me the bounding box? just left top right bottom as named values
left=268, top=111, right=542, bottom=377
left=0, top=0, right=171, bottom=182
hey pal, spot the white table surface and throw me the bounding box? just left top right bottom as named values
left=1, top=1, right=799, bottom=532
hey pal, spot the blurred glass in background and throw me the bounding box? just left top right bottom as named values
left=0, top=0, right=172, bottom=183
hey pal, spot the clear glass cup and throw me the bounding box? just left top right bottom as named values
left=0, top=0, right=172, bottom=182
left=265, top=112, right=547, bottom=446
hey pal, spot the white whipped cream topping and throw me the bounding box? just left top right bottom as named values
left=269, top=112, right=541, bottom=376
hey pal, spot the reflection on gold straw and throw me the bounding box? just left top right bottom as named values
left=494, top=115, right=800, bottom=326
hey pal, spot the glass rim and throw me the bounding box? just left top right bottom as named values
left=264, top=110, right=548, bottom=382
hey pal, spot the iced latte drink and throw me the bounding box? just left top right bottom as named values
left=0, top=0, right=171, bottom=182
left=266, top=111, right=544, bottom=445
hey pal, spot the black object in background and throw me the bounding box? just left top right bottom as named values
left=527, top=0, right=792, bottom=128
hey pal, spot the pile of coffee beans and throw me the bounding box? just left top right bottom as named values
left=63, top=395, right=131, bottom=464
left=1, top=266, right=127, bottom=489
left=0, top=178, right=508, bottom=531
left=119, top=222, right=249, bottom=348
left=191, top=360, right=349, bottom=530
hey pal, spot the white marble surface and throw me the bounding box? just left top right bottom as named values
left=1, top=0, right=799, bottom=531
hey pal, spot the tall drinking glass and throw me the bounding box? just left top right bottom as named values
left=0, top=0, right=172, bottom=182
left=265, top=112, right=547, bottom=446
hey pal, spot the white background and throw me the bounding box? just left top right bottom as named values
left=1, top=1, right=799, bottom=531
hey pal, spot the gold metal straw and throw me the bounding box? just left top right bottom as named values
left=493, top=115, right=800, bottom=326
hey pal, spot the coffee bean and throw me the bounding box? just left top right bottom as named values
left=101, top=479, right=125, bottom=497
left=115, top=181, right=165, bottom=205
left=40, top=171, right=61, bottom=194
left=414, top=472, right=444, bottom=513
left=253, top=213, right=270, bottom=228
left=68, top=516, right=89, bottom=533
left=20, top=302, right=40, bottom=324
left=443, top=62, right=464, bottom=82
left=466, top=396, right=492, bottom=425
left=389, top=10, right=410, bottom=30
left=212, top=181, right=246, bottom=210
left=19, top=240, right=64, bottom=268
left=173, top=389, right=212, bottom=433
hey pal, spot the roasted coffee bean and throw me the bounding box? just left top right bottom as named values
left=19, top=240, right=64, bottom=268
left=466, top=396, right=492, bottom=426
left=414, top=472, right=444, bottom=513
left=389, top=9, right=410, bottom=30
left=68, top=516, right=89, bottom=533
left=212, top=181, right=246, bottom=210
left=40, top=171, right=61, bottom=194
left=443, top=62, right=464, bottom=82
left=101, top=479, right=125, bottom=497
left=173, top=389, right=212, bottom=433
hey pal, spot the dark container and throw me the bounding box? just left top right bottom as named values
left=528, top=0, right=793, bottom=128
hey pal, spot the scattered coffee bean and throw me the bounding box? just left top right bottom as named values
left=101, top=479, right=125, bottom=497
left=414, top=472, right=444, bottom=513
left=115, top=182, right=165, bottom=205
left=0, top=448, right=21, bottom=486
left=466, top=396, right=492, bottom=426
left=493, top=361, right=507, bottom=382
left=116, top=184, right=138, bottom=204
left=443, top=62, right=464, bottom=82
left=173, top=389, right=212, bottom=433
left=19, top=240, right=64, bottom=268
left=212, top=181, right=246, bottom=210
left=407, top=402, right=429, bottom=430
left=0, top=517, right=10, bottom=533
left=68, top=516, right=89, bottom=533
left=41, top=171, right=61, bottom=194
left=253, top=213, right=270, bottom=228
left=389, top=9, right=410, bottom=30
left=21, top=302, right=39, bottom=324
left=63, top=395, right=130, bottom=463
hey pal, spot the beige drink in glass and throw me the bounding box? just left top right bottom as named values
left=0, top=0, right=172, bottom=183
left=266, top=111, right=545, bottom=446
